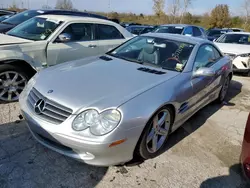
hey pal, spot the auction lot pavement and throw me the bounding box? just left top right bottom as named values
left=0, top=75, right=250, bottom=188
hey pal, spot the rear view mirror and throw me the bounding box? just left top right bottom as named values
left=56, top=33, right=72, bottom=43
left=193, top=67, right=215, bottom=78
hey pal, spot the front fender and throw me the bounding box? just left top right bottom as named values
left=0, top=50, right=43, bottom=71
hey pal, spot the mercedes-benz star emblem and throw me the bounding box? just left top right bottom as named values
left=34, top=99, right=46, bottom=115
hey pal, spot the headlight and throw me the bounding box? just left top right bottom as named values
left=72, top=109, right=121, bottom=136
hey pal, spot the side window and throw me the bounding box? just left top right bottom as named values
left=60, top=23, right=93, bottom=42
left=194, top=45, right=216, bottom=70
left=96, top=24, right=124, bottom=40
left=213, top=47, right=222, bottom=60
left=193, top=27, right=202, bottom=37
left=183, top=26, right=193, bottom=36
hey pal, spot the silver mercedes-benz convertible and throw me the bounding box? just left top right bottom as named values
left=19, top=33, right=233, bottom=166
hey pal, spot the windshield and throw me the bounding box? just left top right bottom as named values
left=216, top=33, right=250, bottom=45
left=7, top=17, right=62, bottom=41
left=153, top=26, right=184, bottom=34
left=2, top=10, right=43, bottom=25
left=107, top=36, right=194, bottom=72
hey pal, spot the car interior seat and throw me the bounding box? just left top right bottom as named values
left=138, top=43, right=159, bottom=64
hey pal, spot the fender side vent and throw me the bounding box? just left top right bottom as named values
left=137, top=67, right=166, bottom=75
left=99, top=56, right=113, bottom=61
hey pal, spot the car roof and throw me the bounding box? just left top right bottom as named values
left=159, top=24, right=191, bottom=27
left=226, top=31, right=250, bottom=35
left=37, top=14, right=115, bottom=24
left=142, top=33, right=211, bottom=45
left=25, top=9, right=108, bottom=20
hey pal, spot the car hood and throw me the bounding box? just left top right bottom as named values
left=0, top=33, right=32, bottom=45
left=34, top=56, right=179, bottom=113
left=214, top=42, right=250, bottom=55
left=0, top=23, right=14, bottom=33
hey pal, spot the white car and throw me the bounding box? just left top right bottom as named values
left=0, top=14, right=133, bottom=102
left=214, top=32, right=250, bottom=76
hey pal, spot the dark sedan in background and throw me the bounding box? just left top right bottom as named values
left=206, top=28, right=233, bottom=41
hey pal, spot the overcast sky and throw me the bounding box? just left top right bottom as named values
left=0, top=0, right=243, bottom=15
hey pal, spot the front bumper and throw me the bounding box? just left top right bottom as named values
left=20, top=97, right=142, bottom=167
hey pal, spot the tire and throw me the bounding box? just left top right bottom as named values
left=136, top=106, right=174, bottom=160
left=216, top=76, right=230, bottom=103
left=0, top=64, right=29, bottom=102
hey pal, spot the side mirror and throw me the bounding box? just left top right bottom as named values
left=193, top=67, right=216, bottom=78
left=56, top=33, right=72, bottom=43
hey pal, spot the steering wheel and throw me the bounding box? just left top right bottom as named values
left=162, top=57, right=182, bottom=71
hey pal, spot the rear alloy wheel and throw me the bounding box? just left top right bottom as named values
left=137, top=106, right=174, bottom=159
left=0, top=65, right=28, bottom=102
left=217, top=76, right=230, bottom=103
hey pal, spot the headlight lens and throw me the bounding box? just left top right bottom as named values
left=72, top=109, right=121, bottom=136
left=20, top=73, right=38, bottom=99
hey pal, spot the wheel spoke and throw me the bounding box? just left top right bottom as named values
left=12, top=73, right=19, bottom=82
left=17, top=86, right=24, bottom=90
left=5, top=72, right=10, bottom=79
left=147, top=129, right=155, bottom=144
left=153, top=116, right=158, bottom=129
left=152, top=134, right=158, bottom=152
left=14, top=91, right=20, bottom=97
left=157, top=127, right=168, bottom=136
left=158, top=112, right=167, bottom=127
left=7, top=91, right=12, bottom=101
left=15, top=79, right=25, bottom=85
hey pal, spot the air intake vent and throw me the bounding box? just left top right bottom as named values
left=99, top=56, right=113, bottom=61
left=137, top=67, right=166, bottom=75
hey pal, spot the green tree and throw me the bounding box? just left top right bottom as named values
left=209, top=4, right=231, bottom=28
left=182, top=12, right=193, bottom=24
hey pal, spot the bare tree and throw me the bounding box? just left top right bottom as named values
left=153, top=0, right=165, bottom=16
left=55, top=0, right=73, bottom=10
left=180, top=0, right=192, bottom=23
left=169, top=0, right=181, bottom=23
left=243, top=0, right=250, bottom=30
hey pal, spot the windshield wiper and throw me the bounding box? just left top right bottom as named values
left=2, top=22, right=13, bottom=25
left=107, top=53, right=143, bottom=64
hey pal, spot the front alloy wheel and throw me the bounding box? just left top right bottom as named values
left=137, top=106, right=174, bottom=159
left=0, top=70, right=27, bottom=102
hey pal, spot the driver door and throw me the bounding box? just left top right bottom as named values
left=46, top=22, right=99, bottom=66
left=191, top=44, right=222, bottom=109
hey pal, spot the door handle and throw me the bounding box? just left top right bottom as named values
left=88, top=44, right=97, bottom=48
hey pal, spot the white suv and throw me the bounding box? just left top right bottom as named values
left=0, top=15, right=133, bottom=102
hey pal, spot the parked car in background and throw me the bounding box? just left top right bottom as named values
left=206, top=28, right=232, bottom=41
left=0, top=14, right=15, bottom=22
left=138, top=26, right=157, bottom=35
left=0, top=14, right=133, bottom=102
left=120, top=22, right=141, bottom=28
left=0, top=9, right=16, bottom=17
left=0, top=9, right=110, bottom=33
left=214, top=32, right=250, bottom=76
left=241, top=113, right=250, bottom=183
left=19, top=33, right=232, bottom=167
left=126, top=25, right=155, bottom=36
left=152, top=24, right=207, bottom=39
left=223, top=28, right=245, bottom=32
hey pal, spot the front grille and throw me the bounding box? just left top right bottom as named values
left=27, top=88, right=73, bottom=124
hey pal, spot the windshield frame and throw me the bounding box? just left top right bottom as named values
left=2, top=10, right=44, bottom=25
left=6, top=16, right=63, bottom=41
left=106, top=35, right=195, bottom=72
